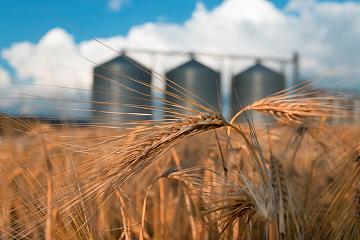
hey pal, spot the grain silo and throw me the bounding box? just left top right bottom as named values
left=92, top=55, right=152, bottom=124
left=164, top=58, right=221, bottom=116
left=231, top=61, right=285, bottom=122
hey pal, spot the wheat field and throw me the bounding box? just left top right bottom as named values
left=0, top=60, right=359, bottom=240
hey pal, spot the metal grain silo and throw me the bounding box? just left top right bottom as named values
left=92, top=55, right=152, bottom=124
left=231, top=61, right=285, bottom=122
left=164, top=58, right=221, bottom=115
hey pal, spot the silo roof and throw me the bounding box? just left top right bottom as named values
left=167, top=59, right=219, bottom=75
left=94, top=54, right=151, bottom=71
left=234, top=62, right=283, bottom=79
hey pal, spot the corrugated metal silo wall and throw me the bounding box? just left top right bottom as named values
left=164, top=59, right=221, bottom=117
left=92, top=56, right=152, bottom=124
left=231, top=63, right=285, bottom=122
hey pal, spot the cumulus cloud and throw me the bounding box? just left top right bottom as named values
left=1, top=28, right=94, bottom=116
left=108, top=0, right=128, bottom=12
left=3, top=28, right=90, bottom=89
left=1, top=0, right=360, bottom=117
left=0, top=66, right=10, bottom=88
left=0, top=67, right=13, bottom=107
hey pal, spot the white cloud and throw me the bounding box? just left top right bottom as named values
left=0, top=66, right=13, bottom=108
left=0, top=66, right=10, bottom=88
left=1, top=28, right=94, bottom=116
left=1, top=0, right=360, bottom=116
left=108, top=0, right=128, bottom=12
left=2, top=28, right=90, bottom=89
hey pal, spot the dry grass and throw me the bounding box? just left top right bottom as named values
left=0, top=65, right=359, bottom=239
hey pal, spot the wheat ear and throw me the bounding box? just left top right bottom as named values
left=230, top=83, right=351, bottom=126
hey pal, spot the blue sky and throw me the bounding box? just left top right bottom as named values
left=0, top=0, right=356, bottom=49
left=0, top=0, right=308, bottom=48
left=0, top=0, right=224, bottom=48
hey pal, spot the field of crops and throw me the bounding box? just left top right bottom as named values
left=0, top=85, right=359, bottom=240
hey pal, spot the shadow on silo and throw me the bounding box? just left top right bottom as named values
left=231, top=60, right=285, bottom=123
left=164, top=58, right=221, bottom=117
left=92, top=55, right=152, bottom=124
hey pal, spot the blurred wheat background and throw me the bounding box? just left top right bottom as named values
left=0, top=80, right=359, bottom=239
